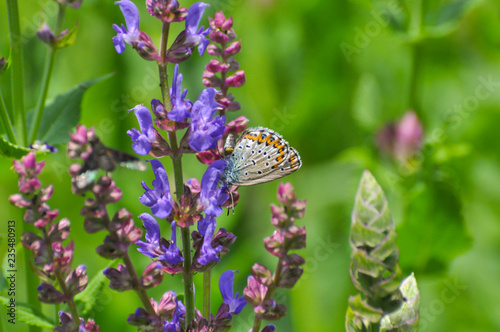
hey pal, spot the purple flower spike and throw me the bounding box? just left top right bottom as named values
left=113, top=0, right=140, bottom=53
left=219, top=270, right=247, bottom=314
left=197, top=216, right=223, bottom=265
left=127, top=105, right=155, bottom=155
left=168, top=64, right=192, bottom=122
left=140, top=160, right=173, bottom=218
left=189, top=88, right=226, bottom=152
left=200, top=160, right=228, bottom=217
left=136, top=213, right=161, bottom=258
left=159, top=222, right=183, bottom=265
left=186, top=2, right=212, bottom=56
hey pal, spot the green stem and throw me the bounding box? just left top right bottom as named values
left=408, top=0, right=423, bottom=116
left=41, top=223, right=80, bottom=326
left=158, top=21, right=194, bottom=329
left=19, top=216, right=41, bottom=332
left=54, top=270, right=80, bottom=326
left=29, top=3, right=66, bottom=143
left=252, top=235, right=291, bottom=331
left=203, top=270, right=211, bottom=320
left=0, top=90, right=17, bottom=143
left=122, top=253, right=156, bottom=313
left=6, top=0, right=27, bottom=146
left=97, top=201, right=155, bottom=313
left=180, top=227, right=195, bottom=327
left=219, top=42, right=228, bottom=118
left=408, top=44, right=422, bottom=113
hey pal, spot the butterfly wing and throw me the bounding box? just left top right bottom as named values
left=226, top=127, right=301, bottom=186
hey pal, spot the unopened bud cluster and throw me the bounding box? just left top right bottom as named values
left=244, top=183, right=306, bottom=326
left=9, top=151, right=97, bottom=330
left=203, top=11, right=246, bottom=114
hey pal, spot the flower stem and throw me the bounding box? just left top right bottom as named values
left=122, top=253, right=156, bottom=313
left=158, top=21, right=195, bottom=329
left=408, top=0, right=423, bottom=117
left=0, top=90, right=17, bottom=144
left=219, top=42, right=228, bottom=118
left=29, top=3, right=66, bottom=143
left=6, top=0, right=27, bottom=146
left=19, top=216, right=41, bottom=332
left=54, top=270, right=80, bottom=326
left=252, top=235, right=291, bottom=332
left=202, top=269, right=211, bottom=320
left=41, top=224, right=80, bottom=326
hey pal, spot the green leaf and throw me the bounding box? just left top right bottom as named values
left=346, top=306, right=370, bottom=332
left=423, top=0, right=480, bottom=39
left=0, top=135, right=32, bottom=158
left=348, top=294, right=383, bottom=323
left=397, top=181, right=472, bottom=275
left=380, top=273, right=420, bottom=332
left=30, top=73, right=113, bottom=145
left=74, top=260, right=118, bottom=315
left=55, top=22, right=78, bottom=49
left=352, top=73, right=383, bottom=131
left=0, top=296, right=55, bottom=328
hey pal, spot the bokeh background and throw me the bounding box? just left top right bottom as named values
left=1, top=0, right=500, bottom=331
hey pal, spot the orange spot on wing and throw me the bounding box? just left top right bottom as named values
left=258, top=132, right=268, bottom=143
left=267, top=137, right=279, bottom=146
left=245, top=133, right=258, bottom=141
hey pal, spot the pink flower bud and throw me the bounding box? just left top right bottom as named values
left=277, top=182, right=297, bottom=206
left=222, top=16, right=233, bottom=30
left=37, top=22, right=56, bottom=45
left=9, top=193, right=31, bottom=208
left=394, top=111, right=423, bottom=160
left=141, top=262, right=164, bottom=289
left=251, top=263, right=273, bottom=286
left=224, top=40, right=241, bottom=56
left=212, top=12, right=226, bottom=28
left=202, top=71, right=223, bottom=88
left=209, top=29, right=230, bottom=44
left=134, top=31, right=160, bottom=62
left=224, top=115, right=249, bottom=137
left=65, top=265, right=88, bottom=296
left=206, top=59, right=230, bottom=73
left=37, top=283, right=66, bottom=304
left=225, top=70, right=246, bottom=88
left=196, top=150, right=221, bottom=165
left=207, top=44, right=222, bottom=56
left=244, top=275, right=268, bottom=307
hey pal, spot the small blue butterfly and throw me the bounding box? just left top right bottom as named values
left=220, top=127, right=302, bottom=186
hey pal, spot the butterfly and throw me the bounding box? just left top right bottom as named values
left=220, top=127, right=302, bottom=186
left=75, top=136, right=147, bottom=189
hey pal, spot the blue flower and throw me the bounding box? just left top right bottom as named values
left=112, top=0, right=140, bottom=53
left=163, top=299, right=185, bottom=332
left=159, top=222, right=183, bottom=265
left=219, top=270, right=246, bottom=314
left=185, top=2, right=211, bottom=56
left=168, top=64, right=192, bottom=122
left=139, top=160, right=173, bottom=218
left=189, top=88, right=225, bottom=152
left=136, top=213, right=161, bottom=258
left=197, top=216, right=223, bottom=265
left=200, top=160, right=228, bottom=217
left=127, top=105, right=155, bottom=155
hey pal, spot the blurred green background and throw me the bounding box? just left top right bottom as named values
left=1, top=0, right=500, bottom=331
